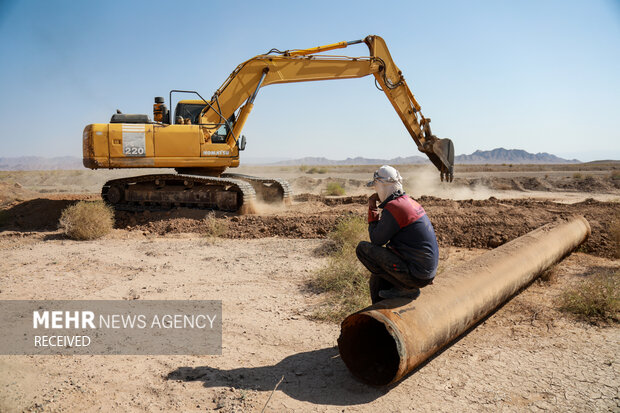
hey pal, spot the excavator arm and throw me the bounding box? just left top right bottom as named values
left=199, top=35, right=454, bottom=181
left=365, top=36, right=454, bottom=181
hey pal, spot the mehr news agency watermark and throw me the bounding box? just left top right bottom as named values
left=0, top=301, right=222, bottom=355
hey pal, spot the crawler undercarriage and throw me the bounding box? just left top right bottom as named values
left=101, top=173, right=291, bottom=214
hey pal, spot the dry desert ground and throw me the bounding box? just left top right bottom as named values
left=0, top=162, right=619, bottom=412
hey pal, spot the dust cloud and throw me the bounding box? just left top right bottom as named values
left=250, top=199, right=289, bottom=215
left=403, top=164, right=493, bottom=200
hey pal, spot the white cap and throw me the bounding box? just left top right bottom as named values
left=366, top=165, right=402, bottom=187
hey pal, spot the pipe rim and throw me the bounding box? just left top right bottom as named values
left=338, top=311, right=405, bottom=386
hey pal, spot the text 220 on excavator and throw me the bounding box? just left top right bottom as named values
left=82, top=35, right=454, bottom=213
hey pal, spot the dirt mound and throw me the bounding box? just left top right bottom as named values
left=3, top=194, right=617, bottom=258
left=453, top=175, right=619, bottom=193
left=293, top=194, right=367, bottom=205
left=139, top=214, right=339, bottom=239
left=116, top=207, right=341, bottom=239
left=0, top=182, right=38, bottom=207
left=228, top=215, right=336, bottom=238
left=0, top=195, right=98, bottom=231
left=555, top=175, right=618, bottom=192
left=290, top=177, right=368, bottom=195
left=426, top=197, right=617, bottom=258
left=123, top=196, right=617, bottom=258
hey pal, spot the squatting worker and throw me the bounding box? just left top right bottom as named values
left=356, top=165, right=439, bottom=302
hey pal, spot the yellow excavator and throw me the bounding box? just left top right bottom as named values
left=83, top=35, right=454, bottom=213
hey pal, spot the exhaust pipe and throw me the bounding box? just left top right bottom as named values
left=337, top=216, right=591, bottom=386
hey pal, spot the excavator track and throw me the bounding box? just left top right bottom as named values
left=101, top=174, right=256, bottom=214
left=221, top=173, right=292, bottom=205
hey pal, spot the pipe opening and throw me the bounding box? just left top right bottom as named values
left=338, top=314, right=400, bottom=386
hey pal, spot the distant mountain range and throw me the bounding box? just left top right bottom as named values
left=455, top=148, right=580, bottom=164
left=0, top=156, right=83, bottom=171
left=273, top=148, right=580, bottom=166
left=0, top=148, right=581, bottom=170
left=272, top=155, right=429, bottom=166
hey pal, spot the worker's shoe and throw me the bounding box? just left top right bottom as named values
left=378, top=287, right=420, bottom=300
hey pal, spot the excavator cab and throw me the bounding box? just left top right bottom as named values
left=168, top=100, right=236, bottom=145
left=153, top=95, right=238, bottom=145
left=174, top=100, right=206, bottom=125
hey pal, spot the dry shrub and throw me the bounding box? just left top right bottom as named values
left=329, top=214, right=367, bottom=250
left=307, top=167, right=328, bottom=174
left=326, top=182, right=345, bottom=196
left=559, top=271, right=619, bottom=324
left=202, top=214, right=229, bottom=239
left=59, top=201, right=114, bottom=240
left=308, top=215, right=371, bottom=321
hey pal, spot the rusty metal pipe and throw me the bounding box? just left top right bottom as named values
left=338, top=216, right=591, bottom=386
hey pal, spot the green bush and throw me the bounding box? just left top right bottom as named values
left=306, top=167, right=328, bottom=174
left=59, top=201, right=114, bottom=240
left=308, top=215, right=371, bottom=321
left=326, top=182, right=345, bottom=196
left=559, top=271, right=619, bottom=323
left=329, top=215, right=367, bottom=250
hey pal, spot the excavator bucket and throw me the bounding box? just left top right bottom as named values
left=427, top=138, right=454, bottom=182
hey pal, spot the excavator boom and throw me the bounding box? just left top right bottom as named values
left=201, top=35, right=454, bottom=181
left=364, top=36, right=454, bottom=181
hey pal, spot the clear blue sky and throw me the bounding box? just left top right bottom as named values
left=0, top=0, right=618, bottom=161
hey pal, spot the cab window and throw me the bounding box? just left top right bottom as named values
left=174, top=104, right=206, bottom=124
left=212, top=114, right=235, bottom=143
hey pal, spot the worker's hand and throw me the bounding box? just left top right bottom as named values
left=368, top=193, right=380, bottom=209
